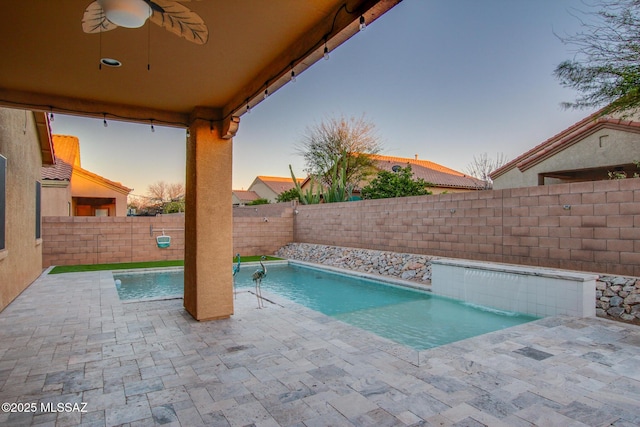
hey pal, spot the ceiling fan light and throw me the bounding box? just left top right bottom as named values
left=98, top=0, right=151, bottom=28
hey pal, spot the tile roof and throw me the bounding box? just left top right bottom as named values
left=41, top=158, right=73, bottom=181
left=41, top=135, right=80, bottom=181
left=255, top=176, right=304, bottom=194
left=232, top=190, right=260, bottom=202
left=51, top=135, right=81, bottom=166
left=370, top=154, right=486, bottom=190
left=41, top=135, right=132, bottom=193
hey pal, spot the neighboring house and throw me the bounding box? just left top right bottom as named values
left=232, top=190, right=260, bottom=205
left=41, top=135, right=132, bottom=216
left=491, top=109, right=640, bottom=189
left=246, top=176, right=304, bottom=203
left=300, top=154, right=486, bottom=196
left=0, top=108, right=54, bottom=311
left=368, top=154, right=486, bottom=194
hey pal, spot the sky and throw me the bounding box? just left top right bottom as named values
left=50, top=0, right=598, bottom=196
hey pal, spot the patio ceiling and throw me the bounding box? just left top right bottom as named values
left=0, top=0, right=400, bottom=127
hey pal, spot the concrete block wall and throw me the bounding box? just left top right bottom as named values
left=42, top=215, right=185, bottom=266
left=42, top=205, right=294, bottom=266
left=43, top=180, right=639, bottom=276
left=293, top=179, right=640, bottom=277
left=232, top=204, right=294, bottom=257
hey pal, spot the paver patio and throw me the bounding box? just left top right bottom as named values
left=0, top=269, right=639, bottom=426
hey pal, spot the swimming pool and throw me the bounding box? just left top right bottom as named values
left=113, top=263, right=538, bottom=350
left=114, top=268, right=183, bottom=300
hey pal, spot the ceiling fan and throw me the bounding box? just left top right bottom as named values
left=82, top=0, right=208, bottom=45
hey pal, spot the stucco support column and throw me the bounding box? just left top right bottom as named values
left=184, top=114, right=239, bottom=321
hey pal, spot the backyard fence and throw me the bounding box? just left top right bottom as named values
left=43, top=179, right=640, bottom=277
left=42, top=204, right=293, bottom=267
left=293, top=179, right=640, bottom=277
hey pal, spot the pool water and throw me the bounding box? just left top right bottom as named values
left=236, top=264, right=538, bottom=350
left=114, top=269, right=183, bottom=300
left=114, top=264, right=539, bottom=350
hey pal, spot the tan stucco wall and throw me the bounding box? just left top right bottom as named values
left=493, top=127, right=640, bottom=189
left=184, top=121, right=234, bottom=321
left=42, top=181, right=71, bottom=216
left=248, top=180, right=278, bottom=202
left=0, top=108, right=44, bottom=311
left=71, top=172, right=129, bottom=216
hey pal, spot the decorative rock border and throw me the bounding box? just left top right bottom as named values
left=596, top=276, right=640, bottom=324
left=276, top=243, right=640, bottom=325
left=275, top=243, right=433, bottom=284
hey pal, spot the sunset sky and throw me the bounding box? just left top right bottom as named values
left=51, top=0, right=598, bottom=196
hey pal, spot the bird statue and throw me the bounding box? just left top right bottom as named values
left=233, top=253, right=241, bottom=276
left=232, top=253, right=241, bottom=299
left=252, top=256, right=267, bottom=308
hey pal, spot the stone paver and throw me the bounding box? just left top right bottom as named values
left=0, top=269, right=639, bottom=426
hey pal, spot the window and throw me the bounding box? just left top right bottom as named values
left=0, top=155, right=5, bottom=250
left=35, top=181, right=41, bottom=239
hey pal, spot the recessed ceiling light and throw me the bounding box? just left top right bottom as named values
left=100, top=58, right=122, bottom=67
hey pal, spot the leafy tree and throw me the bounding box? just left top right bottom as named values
left=361, top=165, right=432, bottom=199
left=465, top=152, right=508, bottom=188
left=297, top=114, right=382, bottom=189
left=276, top=188, right=300, bottom=203
left=554, top=0, right=640, bottom=115
left=163, top=200, right=185, bottom=214
left=247, top=198, right=270, bottom=206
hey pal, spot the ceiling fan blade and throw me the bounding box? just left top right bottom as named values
left=149, top=0, right=208, bottom=45
left=82, top=0, right=118, bottom=33
left=145, top=0, right=165, bottom=14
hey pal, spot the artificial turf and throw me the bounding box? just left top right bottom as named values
left=48, top=256, right=280, bottom=274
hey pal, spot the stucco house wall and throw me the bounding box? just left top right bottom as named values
left=42, top=182, right=71, bottom=216
left=41, top=135, right=131, bottom=217
left=248, top=180, right=277, bottom=202
left=71, top=169, right=129, bottom=216
left=0, top=108, right=50, bottom=311
left=494, top=127, right=640, bottom=189
left=492, top=111, right=640, bottom=190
